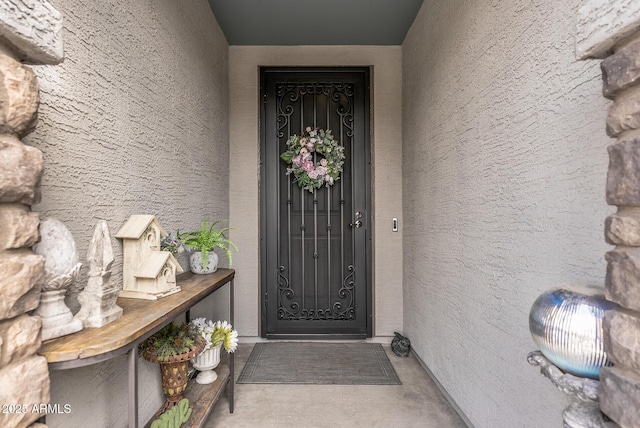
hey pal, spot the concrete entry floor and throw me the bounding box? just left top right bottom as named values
left=206, top=343, right=467, bottom=427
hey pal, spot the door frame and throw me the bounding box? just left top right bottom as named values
left=259, top=66, right=373, bottom=339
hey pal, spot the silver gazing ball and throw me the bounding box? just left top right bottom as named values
left=529, top=285, right=617, bottom=380
left=33, top=218, right=82, bottom=291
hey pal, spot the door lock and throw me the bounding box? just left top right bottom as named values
left=350, top=211, right=363, bottom=228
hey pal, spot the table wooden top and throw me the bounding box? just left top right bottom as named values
left=39, top=269, right=235, bottom=365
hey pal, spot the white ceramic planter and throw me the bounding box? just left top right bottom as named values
left=191, top=344, right=222, bottom=384
left=190, top=251, right=218, bottom=274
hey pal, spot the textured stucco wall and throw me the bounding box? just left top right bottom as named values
left=402, top=1, right=611, bottom=427
left=229, top=46, right=403, bottom=338
left=24, top=0, right=229, bottom=426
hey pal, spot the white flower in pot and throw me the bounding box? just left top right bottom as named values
left=189, top=317, right=239, bottom=384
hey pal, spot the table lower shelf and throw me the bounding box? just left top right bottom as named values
left=145, top=364, right=230, bottom=428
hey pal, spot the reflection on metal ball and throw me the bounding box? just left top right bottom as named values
left=529, top=285, right=617, bottom=379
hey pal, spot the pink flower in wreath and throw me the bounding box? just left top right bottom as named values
left=292, top=155, right=302, bottom=166
left=320, top=158, right=328, bottom=167
left=306, top=142, right=315, bottom=151
left=308, top=170, right=319, bottom=179
left=302, top=160, right=314, bottom=172
left=316, top=166, right=326, bottom=176
left=306, top=126, right=312, bottom=132
left=300, top=147, right=308, bottom=156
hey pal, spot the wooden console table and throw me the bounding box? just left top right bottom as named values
left=38, top=269, right=235, bottom=428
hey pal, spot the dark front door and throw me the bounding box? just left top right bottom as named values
left=261, top=67, right=371, bottom=338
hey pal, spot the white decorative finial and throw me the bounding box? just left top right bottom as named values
left=75, top=220, right=123, bottom=328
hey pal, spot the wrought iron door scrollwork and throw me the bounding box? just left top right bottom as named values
left=277, top=266, right=299, bottom=320
left=333, top=265, right=355, bottom=320
left=276, top=84, right=299, bottom=138
left=276, top=82, right=353, bottom=135
left=331, top=84, right=354, bottom=138
left=278, top=265, right=356, bottom=321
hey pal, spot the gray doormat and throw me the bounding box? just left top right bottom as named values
left=237, top=342, right=401, bottom=385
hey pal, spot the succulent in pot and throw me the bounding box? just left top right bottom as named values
left=179, top=220, right=238, bottom=274
left=139, top=323, right=204, bottom=412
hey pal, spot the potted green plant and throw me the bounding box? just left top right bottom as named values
left=179, top=220, right=238, bottom=274
left=139, top=323, right=205, bottom=412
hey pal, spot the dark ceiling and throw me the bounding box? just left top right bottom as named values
left=207, top=0, right=424, bottom=45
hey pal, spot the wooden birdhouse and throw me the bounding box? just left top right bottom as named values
left=115, top=215, right=183, bottom=299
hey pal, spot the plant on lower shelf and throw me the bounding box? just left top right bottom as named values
left=189, top=317, right=239, bottom=353
left=139, top=323, right=205, bottom=412
left=139, top=322, right=202, bottom=362
left=150, top=398, right=192, bottom=428
left=188, top=318, right=238, bottom=384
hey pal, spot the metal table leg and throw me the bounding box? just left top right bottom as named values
left=129, top=346, right=138, bottom=428
left=230, top=278, right=234, bottom=413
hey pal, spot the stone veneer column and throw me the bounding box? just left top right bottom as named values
left=578, top=1, right=640, bottom=426
left=0, top=1, right=63, bottom=428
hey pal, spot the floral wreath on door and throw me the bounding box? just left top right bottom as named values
left=280, top=126, right=345, bottom=192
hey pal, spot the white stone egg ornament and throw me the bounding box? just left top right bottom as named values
left=33, top=218, right=82, bottom=289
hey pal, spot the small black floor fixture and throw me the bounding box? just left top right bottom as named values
left=391, top=332, right=411, bottom=357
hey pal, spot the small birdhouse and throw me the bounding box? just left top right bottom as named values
left=116, top=215, right=183, bottom=300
